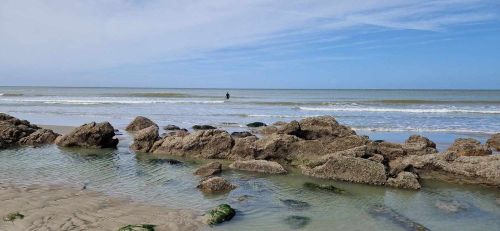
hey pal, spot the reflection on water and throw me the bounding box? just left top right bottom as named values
left=1, top=142, right=499, bottom=231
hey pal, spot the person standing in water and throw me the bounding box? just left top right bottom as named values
left=226, top=92, right=230, bottom=100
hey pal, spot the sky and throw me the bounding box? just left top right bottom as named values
left=0, top=0, right=499, bottom=89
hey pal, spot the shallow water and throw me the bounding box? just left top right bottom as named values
left=0, top=135, right=499, bottom=231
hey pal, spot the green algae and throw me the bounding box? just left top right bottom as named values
left=3, top=212, right=24, bottom=222
left=117, top=224, right=156, bottom=231
left=205, top=204, right=236, bottom=225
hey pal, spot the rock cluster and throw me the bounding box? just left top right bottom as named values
left=56, top=122, right=118, bottom=148
left=487, top=133, right=500, bottom=151
left=0, top=113, right=59, bottom=149
left=447, top=138, right=492, bottom=156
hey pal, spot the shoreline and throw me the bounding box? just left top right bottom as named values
left=0, top=183, right=204, bottom=231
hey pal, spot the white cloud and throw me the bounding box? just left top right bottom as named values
left=0, top=0, right=496, bottom=72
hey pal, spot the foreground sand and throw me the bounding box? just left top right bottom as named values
left=0, top=184, right=204, bottom=231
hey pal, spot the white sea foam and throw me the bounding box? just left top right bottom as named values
left=352, top=126, right=495, bottom=134
left=298, top=106, right=500, bottom=114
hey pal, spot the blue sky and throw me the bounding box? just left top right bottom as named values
left=0, top=0, right=499, bottom=89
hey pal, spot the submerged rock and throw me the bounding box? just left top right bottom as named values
left=247, top=122, right=267, bottom=127
left=197, top=177, right=236, bottom=193
left=303, top=182, right=345, bottom=194
left=204, top=204, right=236, bottom=225
left=403, top=135, right=438, bottom=156
left=125, top=116, right=156, bottom=132
left=229, top=160, right=287, bottom=174
left=194, top=162, right=222, bottom=177
left=447, top=138, right=492, bottom=156
left=192, top=125, right=216, bottom=130
left=386, top=172, right=421, bottom=190
left=435, top=200, right=468, bottom=213
left=486, top=133, right=500, bottom=151
left=281, top=199, right=311, bottom=210
left=130, top=125, right=159, bottom=152
left=149, top=158, right=183, bottom=165
left=284, top=215, right=311, bottom=229
left=369, top=204, right=430, bottom=231
left=117, top=224, right=156, bottom=231
left=56, top=122, right=118, bottom=148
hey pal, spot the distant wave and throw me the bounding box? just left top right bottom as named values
left=369, top=99, right=500, bottom=104
left=298, top=106, right=500, bottom=114
left=353, top=126, right=495, bottom=134
left=0, top=98, right=225, bottom=105
left=0, top=93, right=24, bottom=96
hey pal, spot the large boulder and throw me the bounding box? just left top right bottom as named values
left=254, top=134, right=299, bottom=160
left=130, top=125, right=159, bottom=152
left=303, top=154, right=387, bottom=185
left=389, top=152, right=500, bottom=187
left=298, top=116, right=355, bottom=140
left=125, top=116, right=156, bottom=132
left=386, top=171, right=421, bottom=189
left=197, top=177, right=236, bottom=193
left=402, top=135, right=438, bottom=156
left=152, top=129, right=233, bottom=158
left=277, top=120, right=301, bottom=136
left=486, top=133, right=500, bottom=151
left=0, top=113, right=59, bottom=149
left=194, top=162, right=222, bottom=177
left=55, top=122, right=118, bottom=148
left=229, top=136, right=258, bottom=160
left=229, top=160, right=287, bottom=174
left=447, top=138, right=492, bottom=156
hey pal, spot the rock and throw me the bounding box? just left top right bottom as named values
left=0, top=113, right=59, bottom=149
left=277, top=120, right=301, bottom=136
left=284, top=215, right=311, bottom=229
left=280, top=199, right=311, bottom=210
left=246, top=122, right=267, bottom=127
left=229, top=160, right=287, bottom=174
left=152, top=129, right=233, bottom=159
left=194, top=162, right=222, bottom=177
left=386, top=172, right=421, bottom=190
left=303, top=182, right=345, bottom=194
left=149, top=158, right=183, bottom=165
left=56, top=122, right=118, bottom=148
left=3, top=212, right=24, bottom=222
left=117, top=224, right=156, bottom=231
left=272, top=121, right=288, bottom=126
left=369, top=205, right=430, bottom=231
left=367, top=141, right=405, bottom=161
left=447, top=138, right=492, bottom=156
left=163, top=124, right=180, bottom=130
left=229, top=136, right=258, bottom=160
left=125, top=116, right=156, bottom=132
left=298, top=116, right=355, bottom=140
left=204, top=204, right=236, bottom=225
left=403, top=135, right=438, bottom=156
left=257, top=125, right=278, bottom=135
left=130, top=125, right=159, bottom=152
left=254, top=134, right=299, bottom=160
left=303, top=155, right=387, bottom=185
left=230, top=131, right=253, bottom=138
left=435, top=200, right=468, bottom=213
left=192, top=125, right=216, bottom=130
left=166, top=129, right=189, bottom=137
left=197, top=177, right=236, bottom=193
left=17, top=128, right=59, bottom=147
left=486, top=133, right=500, bottom=151
left=368, top=154, right=385, bottom=163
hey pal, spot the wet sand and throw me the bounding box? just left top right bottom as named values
left=0, top=184, right=204, bottom=231
left=39, top=125, right=75, bottom=135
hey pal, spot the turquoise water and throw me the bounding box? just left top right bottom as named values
left=1, top=87, right=500, bottom=230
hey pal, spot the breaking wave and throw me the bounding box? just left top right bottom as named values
left=298, top=107, right=500, bottom=114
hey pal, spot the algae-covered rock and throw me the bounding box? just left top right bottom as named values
left=204, top=204, right=236, bottom=225
left=117, top=224, right=155, bottom=231
left=284, top=215, right=311, bottom=229
left=303, top=182, right=345, bottom=194
left=369, top=205, right=430, bottom=231
left=247, top=122, right=267, bottom=127
left=3, top=212, right=24, bottom=222
left=281, top=199, right=311, bottom=210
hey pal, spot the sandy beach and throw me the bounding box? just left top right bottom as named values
left=0, top=184, right=204, bottom=231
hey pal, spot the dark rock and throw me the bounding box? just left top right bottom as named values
left=3, top=212, right=24, bottom=222
left=447, top=138, right=491, bottom=156
left=163, top=124, right=180, bottom=130
left=17, top=128, right=59, bottom=147
left=56, top=122, right=118, bottom=148
left=303, top=182, right=345, bottom=194
left=149, top=158, right=183, bottom=165
left=403, top=135, right=438, bottom=156
left=247, top=122, right=267, bottom=127
left=125, top=116, right=157, bottom=132
left=194, top=162, right=222, bottom=177
left=284, top=216, right=311, bottom=229
left=204, top=204, right=236, bottom=225
left=281, top=199, right=311, bottom=210
left=487, top=133, right=500, bottom=151
left=197, top=177, right=236, bottom=193
left=229, top=160, right=287, bottom=174
left=230, top=131, right=253, bottom=138
left=369, top=205, right=430, bottom=231
left=130, top=125, right=159, bottom=152
left=192, top=125, right=216, bottom=130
